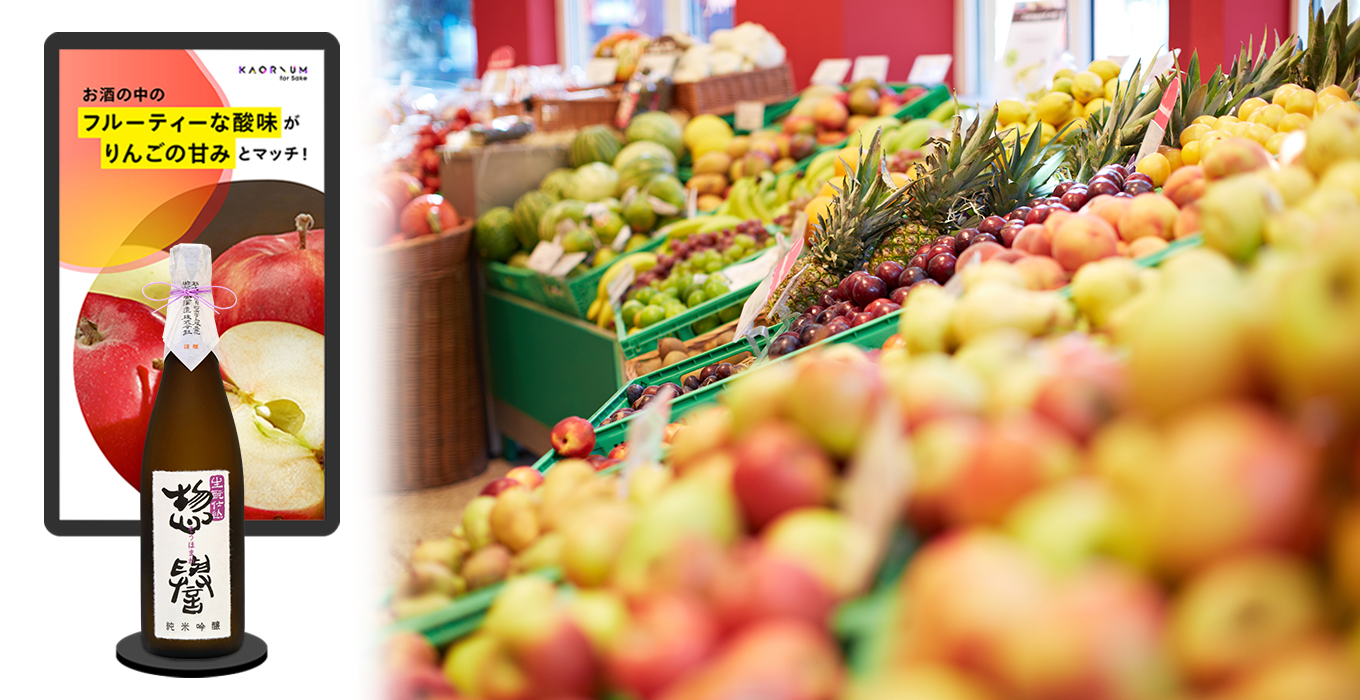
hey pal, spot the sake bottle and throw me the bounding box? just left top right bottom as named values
left=140, top=243, right=244, bottom=658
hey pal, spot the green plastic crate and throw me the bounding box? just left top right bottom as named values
left=483, top=235, right=667, bottom=318
left=614, top=280, right=758, bottom=359
left=590, top=334, right=771, bottom=427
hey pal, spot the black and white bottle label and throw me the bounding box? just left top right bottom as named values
left=152, top=470, right=231, bottom=640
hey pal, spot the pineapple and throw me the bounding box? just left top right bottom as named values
left=1067, top=60, right=1164, bottom=181
left=866, top=107, right=1004, bottom=269
left=762, top=129, right=911, bottom=317
left=1161, top=35, right=1300, bottom=149
left=1295, top=0, right=1360, bottom=92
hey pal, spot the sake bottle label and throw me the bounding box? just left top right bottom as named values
left=164, top=243, right=220, bottom=371
left=151, top=470, right=231, bottom=640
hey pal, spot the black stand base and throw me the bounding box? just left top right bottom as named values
left=116, top=632, right=267, bottom=677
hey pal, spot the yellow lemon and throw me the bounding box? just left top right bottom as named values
left=1052, top=77, right=1074, bottom=95
left=1319, top=85, right=1352, bottom=101
left=1286, top=88, right=1318, bottom=115
left=1027, top=120, right=1057, bottom=146
left=1104, top=78, right=1126, bottom=101
left=1278, top=112, right=1312, bottom=133
left=1071, top=71, right=1105, bottom=104
left=1035, top=92, right=1075, bottom=126
left=1058, top=117, right=1087, bottom=141
left=1244, top=122, right=1275, bottom=146
left=1315, top=93, right=1346, bottom=115
left=1083, top=98, right=1109, bottom=118
left=1237, top=97, right=1269, bottom=121
left=1265, top=131, right=1290, bottom=155
left=1217, top=115, right=1241, bottom=125
left=1136, top=153, right=1171, bottom=187
left=1157, top=145, right=1183, bottom=171
left=1192, top=115, right=1219, bottom=127
left=805, top=196, right=834, bottom=224
left=1179, top=123, right=1212, bottom=143
left=1053, top=67, right=1076, bottom=81
left=1088, top=59, right=1121, bottom=83
left=998, top=99, right=1030, bottom=126
left=1273, top=83, right=1302, bottom=106
left=1181, top=139, right=1203, bottom=165
left=1250, top=103, right=1286, bottom=130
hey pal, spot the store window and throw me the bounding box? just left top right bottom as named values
left=378, top=0, right=478, bottom=83
left=559, top=0, right=737, bottom=70
left=958, top=0, right=1168, bottom=100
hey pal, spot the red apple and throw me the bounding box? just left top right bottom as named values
left=731, top=421, right=837, bottom=529
left=606, top=594, right=719, bottom=699
left=609, top=443, right=630, bottom=461
left=940, top=413, right=1080, bottom=527
left=214, top=212, right=325, bottom=335
left=399, top=194, right=459, bottom=239
left=379, top=170, right=424, bottom=212
left=785, top=354, right=882, bottom=458
left=551, top=416, right=596, bottom=458
left=505, top=466, right=544, bottom=489
left=655, top=619, right=843, bottom=700
left=481, top=477, right=524, bottom=497
left=73, top=292, right=165, bottom=488
left=710, top=545, right=835, bottom=633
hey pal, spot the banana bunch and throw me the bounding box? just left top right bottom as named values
left=587, top=252, right=658, bottom=330
left=656, top=213, right=746, bottom=240
left=713, top=170, right=800, bottom=222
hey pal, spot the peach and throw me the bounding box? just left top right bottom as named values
left=1042, top=208, right=1074, bottom=237
left=992, top=249, right=1028, bottom=264
left=814, top=99, right=849, bottom=131
left=1012, top=255, right=1067, bottom=290
left=1116, top=193, right=1180, bottom=241
left=605, top=594, right=719, bottom=699
left=1201, top=137, right=1273, bottom=180
left=504, top=466, right=545, bottom=489
left=1162, top=165, right=1207, bottom=206
left=1013, top=223, right=1053, bottom=256
left=731, top=421, right=837, bottom=529
left=1088, top=195, right=1132, bottom=230
left=955, top=241, right=1006, bottom=271
left=941, top=413, right=1081, bottom=526
left=1051, top=214, right=1120, bottom=272
left=1127, top=236, right=1169, bottom=259
left=1173, top=202, right=1201, bottom=239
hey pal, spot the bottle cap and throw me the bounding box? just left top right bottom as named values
left=163, top=243, right=220, bottom=370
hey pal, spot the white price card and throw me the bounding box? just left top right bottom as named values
left=549, top=252, right=588, bottom=278
left=810, top=58, right=852, bottom=86
left=586, top=58, right=620, bottom=86
left=906, top=54, right=952, bottom=86
left=611, top=225, right=634, bottom=252
left=735, top=101, right=765, bottom=131
left=648, top=196, right=679, bottom=217
left=635, top=53, right=679, bottom=80
left=606, top=265, right=635, bottom=305
left=852, top=56, right=890, bottom=84
left=526, top=239, right=564, bottom=274
left=480, top=69, right=510, bottom=96
left=685, top=187, right=698, bottom=218
left=719, top=246, right=780, bottom=290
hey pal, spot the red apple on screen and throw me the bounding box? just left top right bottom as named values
left=73, top=292, right=166, bottom=489
left=214, top=212, right=325, bottom=336
left=218, top=321, right=326, bottom=520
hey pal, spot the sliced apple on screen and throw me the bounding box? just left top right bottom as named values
left=88, top=248, right=172, bottom=308
left=218, top=321, right=326, bottom=520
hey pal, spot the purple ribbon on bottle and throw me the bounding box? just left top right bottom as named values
left=142, top=282, right=239, bottom=314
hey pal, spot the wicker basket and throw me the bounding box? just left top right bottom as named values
left=673, top=64, right=796, bottom=116
left=380, top=219, right=489, bottom=490
left=532, top=95, right=621, bottom=132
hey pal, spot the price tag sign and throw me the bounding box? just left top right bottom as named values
left=618, top=386, right=673, bottom=490
left=549, top=252, right=588, bottom=278
left=526, top=239, right=564, bottom=274
left=810, top=58, right=852, bottom=86
left=648, top=195, right=679, bottom=217
left=852, top=56, right=890, bottom=84
left=606, top=265, right=635, bottom=305
left=685, top=187, right=698, bottom=218
left=635, top=53, right=679, bottom=80
left=1140, top=49, right=1179, bottom=89
left=906, top=54, right=952, bottom=86
left=735, top=101, right=765, bottom=132
left=487, top=46, right=516, bottom=71
left=586, top=58, right=620, bottom=86
left=843, top=397, right=912, bottom=595
left=480, top=69, right=509, bottom=97
left=1135, top=74, right=1180, bottom=163
left=611, top=225, right=634, bottom=252
left=734, top=215, right=805, bottom=337
left=719, top=246, right=780, bottom=290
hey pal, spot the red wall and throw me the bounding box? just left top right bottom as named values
left=1170, top=0, right=1291, bottom=74
left=737, top=0, right=954, bottom=88
left=474, top=0, right=559, bottom=73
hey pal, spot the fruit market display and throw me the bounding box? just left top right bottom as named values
left=601, top=348, right=757, bottom=426
left=782, top=79, right=933, bottom=146
left=592, top=24, right=787, bottom=86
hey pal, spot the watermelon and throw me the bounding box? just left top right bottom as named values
left=625, top=111, right=684, bottom=159
left=538, top=200, right=589, bottom=242
left=616, top=154, right=676, bottom=197
left=614, top=140, right=676, bottom=172
left=540, top=168, right=575, bottom=198
left=570, top=125, right=623, bottom=167
left=643, top=174, right=686, bottom=211
left=512, top=190, right=557, bottom=250
left=473, top=207, right=519, bottom=262
left=564, top=162, right=620, bottom=202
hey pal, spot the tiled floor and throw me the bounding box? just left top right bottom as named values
left=377, top=457, right=512, bottom=581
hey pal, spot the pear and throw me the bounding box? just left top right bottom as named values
left=1198, top=172, right=1282, bottom=262
left=491, top=486, right=541, bottom=552
left=1071, top=257, right=1144, bottom=329
left=512, top=532, right=563, bottom=574
left=1302, top=108, right=1360, bottom=176
left=561, top=501, right=635, bottom=587
left=899, top=284, right=958, bottom=354
left=410, top=536, right=467, bottom=570
left=462, top=496, right=496, bottom=550
left=443, top=633, right=499, bottom=697
left=612, top=471, right=741, bottom=596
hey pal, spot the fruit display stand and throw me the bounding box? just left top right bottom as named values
left=483, top=235, right=667, bottom=319
left=482, top=289, right=627, bottom=455
left=439, top=140, right=571, bottom=219
left=674, top=63, right=797, bottom=116
left=789, top=84, right=951, bottom=172
left=726, top=82, right=946, bottom=136
left=532, top=93, right=621, bottom=133
left=614, top=280, right=756, bottom=358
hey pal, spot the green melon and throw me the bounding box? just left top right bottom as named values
left=473, top=206, right=519, bottom=262
left=616, top=154, right=677, bottom=197
left=625, top=111, right=684, bottom=159
left=538, top=200, right=589, bottom=242
left=512, top=190, right=557, bottom=250
left=540, top=168, right=575, bottom=198
left=570, top=125, right=624, bottom=167
left=643, top=174, right=686, bottom=211
left=614, top=140, right=676, bottom=172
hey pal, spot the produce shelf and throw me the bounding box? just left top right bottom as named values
left=483, top=234, right=668, bottom=319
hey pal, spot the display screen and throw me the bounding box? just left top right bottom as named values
left=45, top=34, right=339, bottom=536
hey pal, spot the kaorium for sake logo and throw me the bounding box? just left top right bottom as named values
left=239, top=64, right=310, bottom=81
